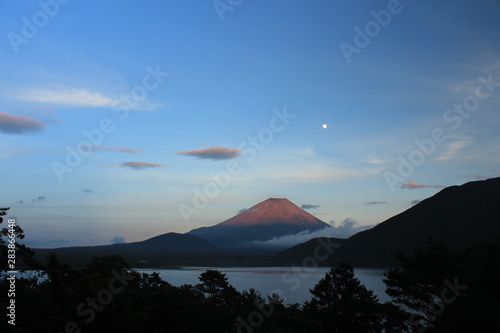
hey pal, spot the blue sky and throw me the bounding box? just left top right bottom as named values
left=1, top=0, right=499, bottom=248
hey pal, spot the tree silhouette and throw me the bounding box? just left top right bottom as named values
left=0, top=207, right=39, bottom=273
left=384, top=238, right=466, bottom=331
left=385, top=237, right=500, bottom=333
left=433, top=237, right=500, bottom=332
left=196, top=269, right=242, bottom=331
left=197, top=270, right=232, bottom=298
left=305, top=262, right=407, bottom=332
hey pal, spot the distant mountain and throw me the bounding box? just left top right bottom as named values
left=327, top=177, right=500, bottom=266
left=274, top=237, right=345, bottom=265
left=108, top=232, right=220, bottom=254
left=35, top=232, right=221, bottom=266
left=187, top=198, right=330, bottom=247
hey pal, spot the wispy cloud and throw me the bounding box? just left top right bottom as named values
left=401, top=181, right=445, bottom=190
left=365, top=201, right=387, bottom=205
left=253, top=218, right=374, bottom=247
left=81, top=188, right=94, bottom=194
left=450, top=74, right=497, bottom=98
left=301, top=204, right=320, bottom=210
left=0, top=144, right=29, bottom=159
left=31, top=196, right=46, bottom=204
left=18, top=88, right=114, bottom=107
left=80, top=145, right=141, bottom=153
left=238, top=208, right=260, bottom=214
left=362, top=156, right=392, bottom=164
left=14, top=200, right=25, bottom=205
left=0, top=111, right=44, bottom=134
left=436, top=139, right=471, bottom=161
left=15, top=87, right=162, bottom=111
left=120, top=161, right=166, bottom=170
left=175, top=147, right=241, bottom=160
left=97, top=163, right=116, bottom=168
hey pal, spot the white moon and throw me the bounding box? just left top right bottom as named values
left=322, top=124, right=328, bottom=129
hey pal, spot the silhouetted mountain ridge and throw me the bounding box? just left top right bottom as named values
left=325, top=177, right=500, bottom=266
left=274, top=237, right=345, bottom=265
left=34, top=232, right=222, bottom=266
left=109, top=232, right=220, bottom=254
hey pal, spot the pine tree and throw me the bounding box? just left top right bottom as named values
left=383, top=238, right=466, bottom=331
left=305, top=262, right=393, bottom=332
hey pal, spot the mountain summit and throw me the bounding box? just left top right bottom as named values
left=188, top=198, right=329, bottom=248
left=218, top=198, right=327, bottom=227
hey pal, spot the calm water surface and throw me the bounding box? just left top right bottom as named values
left=136, top=267, right=390, bottom=304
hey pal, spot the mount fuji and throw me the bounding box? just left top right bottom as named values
left=187, top=198, right=330, bottom=248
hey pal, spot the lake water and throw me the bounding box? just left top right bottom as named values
left=136, top=267, right=390, bottom=304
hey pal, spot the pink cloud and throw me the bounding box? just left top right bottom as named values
left=97, top=163, right=116, bottom=168
left=401, top=181, right=445, bottom=190
left=175, top=147, right=241, bottom=160
left=80, top=145, right=141, bottom=153
left=0, top=111, right=44, bottom=134
left=120, top=162, right=166, bottom=170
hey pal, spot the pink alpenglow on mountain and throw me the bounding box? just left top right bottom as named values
left=218, top=198, right=328, bottom=227
left=188, top=198, right=329, bottom=247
